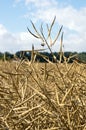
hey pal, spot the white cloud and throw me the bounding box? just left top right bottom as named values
left=63, top=33, right=85, bottom=52
left=24, top=0, right=58, bottom=22
left=23, top=0, right=86, bottom=52
left=24, top=0, right=86, bottom=32
left=1, top=0, right=86, bottom=52
left=25, top=0, right=58, bottom=7
left=0, top=24, right=8, bottom=35
left=0, top=24, right=40, bottom=53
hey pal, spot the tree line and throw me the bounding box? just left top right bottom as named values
left=0, top=51, right=86, bottom=63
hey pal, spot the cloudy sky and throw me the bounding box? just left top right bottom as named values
left=0, top=0, right=86, bottom=53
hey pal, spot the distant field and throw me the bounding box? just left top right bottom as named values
left=0, top=61, right=86, bottom=130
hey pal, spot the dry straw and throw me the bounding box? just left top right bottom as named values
left=0, top=17, right=86, bottom=130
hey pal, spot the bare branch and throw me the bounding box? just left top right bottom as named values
left=59, top=32, right=64, bottom=63
left=27, top=27, right=39, bottom=38
left=30, top=20, right=42, bottom=38
left=51, top=25, right=63, bottom=46
left=48, top=16, right=56, bottom=37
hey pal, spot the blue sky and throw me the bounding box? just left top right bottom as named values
left=0, top=0, right=86, bottom=53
